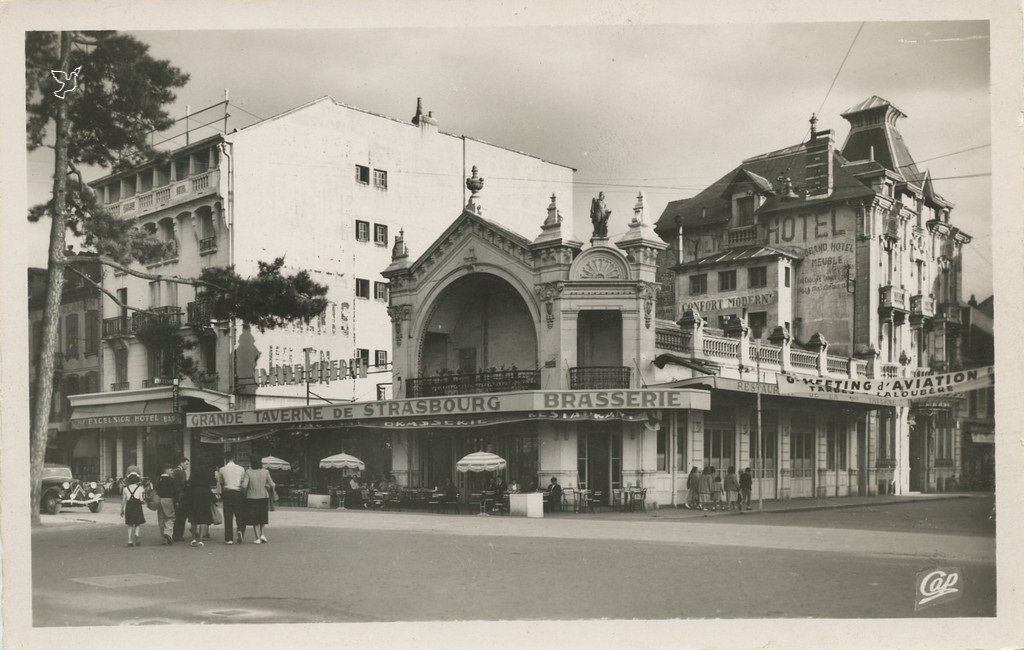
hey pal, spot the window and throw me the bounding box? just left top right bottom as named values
left=689, top=274, right=707, bottom=295
left=355, top=220, right=370, bottom=242
left=718, top=270, right=736, bottom=291
left=374, top=281, right=389, bottom=301
left=117, top=288, right=128, bottom=321
left=936, top=412, right=953, bottom=461
left=355, top=165, right=370, bottom=184
left=201, top=337, right=217, bottom=374
left=355, top=278, right=370, bottom=299
left=356, top=348, right=370, bottom=367
left=790, top=414, right=815, bottom=474
left=748, top=311, right=768, bottom=339
left=656, top=428, right=668, bottom=472
left=826, top=417, right=847, bottom=470
left=751, top=412, right=777, bottom=473
left=703, top=416, right=735, bottom=472
left=64, top=313, right=79, bottom=358
left=374, top=350, right=388, bottom=367
left=374, top=223, right=388, bottom=246
left=784, top=266, right=791, bottom=287
left=373, top=169, right=388, bottom=190
left=877, top=411, right=894, bottom=460
left=85, top=310, right=99, bottom=355
left=736, top=196, right=756, bottom=226
left=458, top=347, right=477, bottom=373
left=748, top=266, right=767, bottom=289
left=165, top=281, right=177, bottom=308
left=149, top=281, right=160, bottom=308
left=968, top=391, right=978, bottom=417
left=114, top=348, right=128, bottom=385
left=717, top=315, right=731, bottom=330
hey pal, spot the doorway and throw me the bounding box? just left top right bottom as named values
left=908, top=415, right=926, bottom=492
left=577, top=423, right=622, bottom=501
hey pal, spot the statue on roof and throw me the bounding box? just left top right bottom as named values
left=590, top=191, right=611, bottom=239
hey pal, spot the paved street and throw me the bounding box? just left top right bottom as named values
left=32, top=495, right=995, bottom=625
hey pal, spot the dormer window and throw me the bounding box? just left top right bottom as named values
left=736, top=195, right=756, bottom=226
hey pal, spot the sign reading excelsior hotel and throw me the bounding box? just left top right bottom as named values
left=187, top=389, right=709, bottom=429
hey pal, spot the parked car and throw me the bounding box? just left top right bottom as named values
left=40, top=463, right=104, bottom=514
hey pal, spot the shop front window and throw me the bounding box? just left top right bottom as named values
left=703, top=415, right=735, bottom=472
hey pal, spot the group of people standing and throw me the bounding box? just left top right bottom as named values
left=119, top=453, right=276, bottom=547
left=684, top=466, right=754, bottom=512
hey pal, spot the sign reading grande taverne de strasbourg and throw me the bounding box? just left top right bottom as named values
left=186, top=389, right=708, bottom=429
left=777, top=366, right=994, bottom=401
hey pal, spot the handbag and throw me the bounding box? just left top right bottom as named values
left=145, top=486, right=159, bottom=511
left=210, top=501, right=223, bottom=525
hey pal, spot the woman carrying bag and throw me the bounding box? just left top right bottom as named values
left=240, top=457, right=275, bottom=544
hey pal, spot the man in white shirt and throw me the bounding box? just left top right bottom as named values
left=217, top=453, right=245, bottom=544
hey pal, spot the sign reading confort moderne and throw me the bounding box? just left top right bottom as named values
left=777, top=366, right=994, bottom=400
left=187, top=389, right=709, bottom=429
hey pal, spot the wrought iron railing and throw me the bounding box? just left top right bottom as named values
left=110, top=381, right=130, bottom=391
left=569, top=366, right=631, bottom=390
left=102, top=317, right=129, bottom=338
left=131, top=306, right=182, bottom=333
left=406, top=369, right=541, bottom=398
left=187, top=299, right=214, bottom=326
left=199, top=236, right=217, bottom=253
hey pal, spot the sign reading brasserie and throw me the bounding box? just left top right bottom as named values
left=187, top=389, right=707, bottom=429
left=777, top=366, right=994, bottom=400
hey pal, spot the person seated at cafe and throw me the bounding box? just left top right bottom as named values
left=508, top=478, right=521, bottom=494
left=493, top=475, right=506, bottom=497
left=548, top=477, right=563, bottom=512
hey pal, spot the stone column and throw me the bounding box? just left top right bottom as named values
left=678, top=309, right=704, bottom=362
left=724, top=315, right=751, bottom=369
left=389, top=431, right=413, bottom=487
left=115, top=433, right=124, bottom=478
left=769, top=325, right=792, bottom=373
left=807, top=333, right=829, bottom=376
left=135, top=430, right=144, bottom=477
left=778, top=411, right=792, bottom=500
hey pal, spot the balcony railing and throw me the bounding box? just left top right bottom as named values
left=104, top=169, right=220, bottom=219
left=880, top=363, right=900, bottom=378
left=110, top=381, right=130, bottom=391
left=655, top=327, right=692, bottom=353
left=406, top=369, right=541, bottom=398
left=826, top=356, right=849, bottom=374
left=911, top=294, right=936, bottom=318
left=879, top=285, right=909, bottom=312
left=569, top=366, right=631, bottom=390
left=131, top=306, right=182, bottom=333
left=751, top=343, right=782, bottom=365
left=790, top=350, right=819, bottom=371
left=199, top=236, right=217, bottom=253
left=102, top=317, right=129, bottom=338
left=726, top=225, right=758, bottom=246
left=702, top=334, right=740, bottom=360
left=187, top=299, right=214, bottom=326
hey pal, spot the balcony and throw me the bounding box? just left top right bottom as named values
left=186, top=299, right=214, bottom=326
left=726, top=225, right=758, bottom=247
left=406, top=369, right=541, bottom=398
left=935, top=302, right=962, bottom=325
left=130, top=306, right=182, bottom=333
left=879, top=285, right=909, bottom=314
left=110, top=381, right=130, bottom=391
left=105, top=169, right=220, bottom=220
left=655, top=327, right=692, bottom=353
left=883, top=215, right=900, bottom=240
left=569, top=366, right=631, bottom=390
left=910, top=294, right=936, bottom=318
left=199, top=236, right=217, bottom=254
left=102, top=317, right=129, bottom=338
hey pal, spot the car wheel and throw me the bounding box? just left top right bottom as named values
left=44, top=494, right=61, bottom=515
left=88, top=501, right=102, bottom=513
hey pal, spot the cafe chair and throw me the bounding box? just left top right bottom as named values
left=588, top=491, right=603, bottom=513
left=562, top=487, right=576, bottom=513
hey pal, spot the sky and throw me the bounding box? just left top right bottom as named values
left=26, top=21, right=993, bottom=299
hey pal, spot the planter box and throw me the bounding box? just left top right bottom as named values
left=509, top=493, right=543, bottom=518
left=307, top=493, right=331, bottom=509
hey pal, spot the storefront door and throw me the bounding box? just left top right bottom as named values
left=577, top=423, right=622, bottom=501
left=908, top=418, right=926, bottom=492
left=789, top=413, right=815, bottom=498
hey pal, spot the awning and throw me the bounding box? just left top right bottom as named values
left=655, top=375, right=904, bottom=408
left=69, top=386, right=230, bottom=430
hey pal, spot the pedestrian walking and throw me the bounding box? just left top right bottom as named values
left=154, top=464, right=179, bottom=545
left=186, top=462, right=216, bottom=547
left=739, top=467, right=753, bottom=513
left=698, top=467, right=713, bottom=511
left=710, top=469, right=723, bottom=511
left=724, top=466, right=740, bottom=511
left=684, top=466, right=699, bottom=509
left=240, top=457, right=275, bottom=544
left=217, top=453, right=246, bottom=545
left=120, top=473, right=146, bottom=547
left=171, top=457, right=190, bottom=541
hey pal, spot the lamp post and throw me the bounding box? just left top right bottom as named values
left=303, top=347, right=314, bottom=406
left=756, top=339, right=764, bottom=513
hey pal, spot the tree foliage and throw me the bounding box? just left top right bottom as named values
left=200, top=258, right=330, bottom=332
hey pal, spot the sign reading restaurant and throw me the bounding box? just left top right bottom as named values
left=187, top=389, right=710, bottom=429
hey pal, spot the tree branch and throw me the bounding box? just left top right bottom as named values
left=66, top=253, right=229, bottom=292
left=65, top=265, right=146, bottom=313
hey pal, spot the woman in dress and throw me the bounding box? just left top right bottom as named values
left=698, top=466, right=714, bottom=511
left=187, top=463, right=216, bottom=547
left=120, top=473, right=146, bottom=547
left=684, top=466, right=700, bottom=509
left=240, top=457, right=275, bottom=544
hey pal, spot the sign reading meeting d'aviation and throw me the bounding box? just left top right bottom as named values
left=777, top=366, right=994, bottom=400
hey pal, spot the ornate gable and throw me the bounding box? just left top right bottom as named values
left=570, top=245, right=631, bottom=281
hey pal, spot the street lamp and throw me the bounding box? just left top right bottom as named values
left=303, top=347, right=315, bottom=406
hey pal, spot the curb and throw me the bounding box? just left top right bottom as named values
left=650, top=494, right=971, bottom=519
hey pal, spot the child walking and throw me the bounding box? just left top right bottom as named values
left=710, top=469, right=724, bottom=511
left=724, top=466, right=740, bottom=511
left=121, top=473, right=146, bottom=547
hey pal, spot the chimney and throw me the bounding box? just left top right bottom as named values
left=805, top=123, right=834, bottom=199
left=412, top=97, right=438, bottom=134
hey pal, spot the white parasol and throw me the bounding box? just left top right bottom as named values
left=261, top=456, right=291, bottom=471
left=319, top=453, right=365, bottom=470
left=455, top=451, right=507, bottom=473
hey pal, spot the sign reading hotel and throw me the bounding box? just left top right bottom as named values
left=777, top=366, right=994, bottom=400
left=187, top=389, right=708, bottom=429
left=71, top=412, right=181, bottom=430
